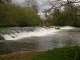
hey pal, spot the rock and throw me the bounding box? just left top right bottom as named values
left=55, top=27, right=60, bottom=29
left=50, top=26, right=60, bottom=29
left=0, top=35, right=4, bottom=40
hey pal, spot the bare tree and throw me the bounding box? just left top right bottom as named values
left=41, top=0, right=80, bottom=26
left=24, top=0, right=39, bottom=14
left=41, top=0, right=66, bottom=20
left=0, top=0, right=4, bottom=4
left=65, top=0, right=80, bottom=26
left=31, top=0, right=38, bottom=14
left=43, top=0, right=65, bottom=12
left=0, top=0, right=12, bottom=5
left=45, top=0, right=80, bottom=11
left=45, top=0, right=80, bottom=16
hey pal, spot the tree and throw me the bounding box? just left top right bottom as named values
left=18, top=8, right=40, bottom=26
left=0, top=3, right=41, bottom=27
left=42, top=0, right=80, bottom=26
left=24, top=0, right=38, bottom=14
left=47, top=8, right=62, bottom=26
left=64, top=0, right=80, bottom=26
left=0, top=0, right=12, bottom=5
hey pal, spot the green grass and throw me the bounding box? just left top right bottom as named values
left=0, top=46, right=80, bottom=60
left=33, top=46, right=80, bottom=60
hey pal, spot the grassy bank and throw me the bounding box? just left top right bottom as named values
left=0, top=46, right=80, bottom=60
left=33, top=46, right=80, bottom=60
left=0, top=51, right=41, bottom=60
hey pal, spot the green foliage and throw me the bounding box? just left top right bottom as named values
left=33, top=46, right=80, bottom=60
left=53, top=11, right=74, bottom=26
left=18, top=8, right=39, bottom=26
left=0, top=4, right=6, bottom=26
left=47, top=8, right=80, bottom=27
left=0, top=4, right=40, bottom=27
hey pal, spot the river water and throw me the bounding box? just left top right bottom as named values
left=0, top=26, right=80, bottom=54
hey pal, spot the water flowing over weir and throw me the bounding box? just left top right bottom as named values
left=0, top=26, right=80, bottom=54
left=2, top=27, right=61, bottom=40
left=1, top=26, right=75, bottom=40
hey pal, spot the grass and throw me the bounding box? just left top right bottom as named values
left=33, top=46, right=80, bottom=60
left=0, top=46, right=80, bottom=60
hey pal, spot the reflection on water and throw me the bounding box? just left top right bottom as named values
left=0, top=27, right=80, bottom=54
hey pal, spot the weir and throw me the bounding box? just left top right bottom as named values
left=1, top=27, right=60, bottom=40
left=0, top=26, right=74, bottom=40
left=0, top=26, right=79, bottom=53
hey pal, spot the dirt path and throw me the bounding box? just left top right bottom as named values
left=0, top=51, right=42, bottom=60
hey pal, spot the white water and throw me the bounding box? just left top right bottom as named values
left=60, top=26, right=75, bottom=30
left=2, top=27, right=60, bottom=40
left=2, top=26, right=74, bottom=40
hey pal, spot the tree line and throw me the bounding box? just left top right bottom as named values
left=0, top=0, right=80, bottom=27
left=0, top=0, right=41, bottom=27
left=43, top=0, right=80, bottom=27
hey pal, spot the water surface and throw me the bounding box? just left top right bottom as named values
left=0, top=26, right=80, bottom=54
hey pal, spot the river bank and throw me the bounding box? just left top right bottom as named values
left=0, top=51, right=41, bottom=60
left=0, top=26, right=80, bottom=54
left=0, top=46, right=80, bottom=60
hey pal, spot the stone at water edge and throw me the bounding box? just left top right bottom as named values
left=0, top=35, right=4, bottom=40
left=50, top=26, right=60, bottom=29
left=55, top=27, right=60, bottom=29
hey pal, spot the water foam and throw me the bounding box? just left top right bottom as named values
left=60, top=26, right=75, bottom=30
left=2, top=27, right=61, bottom=40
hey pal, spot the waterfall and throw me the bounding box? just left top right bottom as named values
left=60, top=26, right=75, bottom=30
left=2, top=27, right=61, bottom=40
left=1, top=26, right=75, bottom=40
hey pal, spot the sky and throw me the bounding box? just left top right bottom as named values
left=12, top=0, right=79, bottom=10
left=12, top=0, right=49, bottom=18
left=12, top=0, right=66, bottom=13
left=12, top=0, right=66, bottom=18
left=12, top=0, right=49, bottom=10
left=12, top=0, right=80, bottom=18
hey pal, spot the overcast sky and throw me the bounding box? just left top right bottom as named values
left=12, top=0, right=79, bottom=11
left=12, top=0, right=66, bottom=18
left=12, top=0, right=79, bottom=18
left=12, top=0, right=50, bottom=11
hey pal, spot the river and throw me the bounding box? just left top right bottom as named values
left=0, top=26, right=80, bottom=54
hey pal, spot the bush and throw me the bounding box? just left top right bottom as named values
left=0, top=4, right=40, bottom=27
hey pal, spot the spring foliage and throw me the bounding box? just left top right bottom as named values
left=0, top=4, right=40, bottom=27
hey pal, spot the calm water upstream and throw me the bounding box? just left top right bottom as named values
left=0, top=26, right=80, bottom=54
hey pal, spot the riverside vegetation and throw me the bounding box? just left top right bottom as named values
left=0, top=0, right=80, bottom=39
left=0, top=46, right=80, bottom=60
left=0, top=4, right=41, bottom=27
left=0, top=1, right=80, bottom=60
left=0, top=0, right=80, bottom=27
